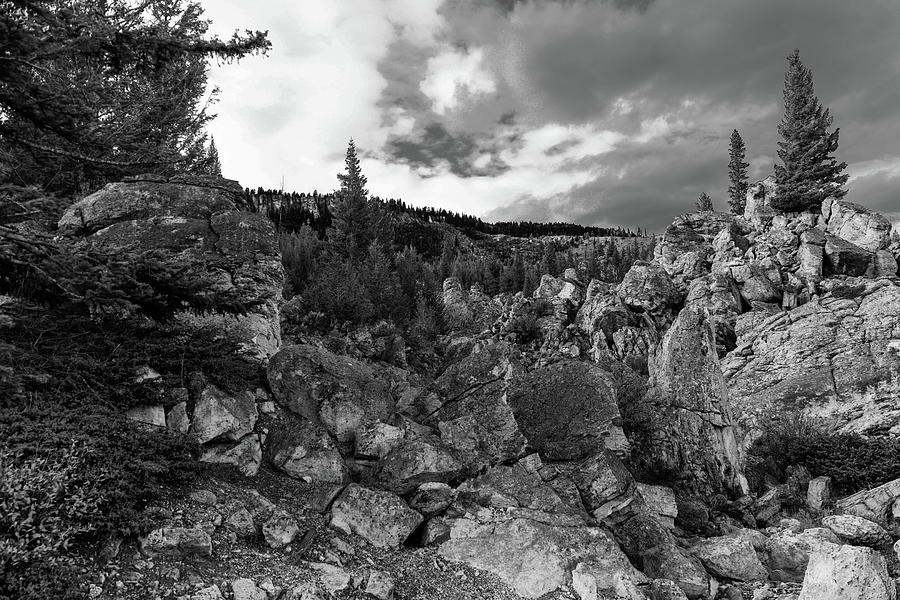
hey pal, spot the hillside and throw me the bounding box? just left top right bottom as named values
left=3, top=173, right=900, bottom=600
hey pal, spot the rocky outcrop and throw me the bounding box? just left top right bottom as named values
left=58, top=175, right=283, bottom=358
left=507, top=360, right=628, bottom=460
left=722, top=279, right=900, bottom=436
left=639, top=306, right=748, bottom=498
left=267, top=344, right=394, bottom=451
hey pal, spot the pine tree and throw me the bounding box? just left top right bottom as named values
left=696, top=192, right=714, bottom=211
left=773, top=50, right=848, bottom=212
left=330, top=139, right=377, bottom=258
left=204, top=137, right=222, bottom=176
left=727, top=129, right=749, bottom=214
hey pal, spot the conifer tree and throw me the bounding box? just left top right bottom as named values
left=696, top=192, right=714, bottom=211
left=773, top=50, right=848, bottom=212
left=204, top=137, right=222, bottom=176
left=330, top=139, right=376, bottom=257
left=727, top=129, right=749, bottom=214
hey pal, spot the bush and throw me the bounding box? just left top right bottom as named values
left=0, top=306, right=221, bottom=598
left=747, top=413, right=900, bottom=497
left=506, top=299, right=551, bottom=344
left=0, top=443, right=105, bottom=599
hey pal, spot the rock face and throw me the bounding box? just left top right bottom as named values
left=58, top=175, right=283, bottom=358
left=798, top=545, right=895, bottom=600
left=436, top=461, right=644, bottom=599
left=722, top=279, right=900, bottom=436
left=639, top=305, right=748, bottom=498
left=823, top=198, right=893, bottom=253
left=267, top=344, right=394, bottom=450
left=329, top=484, right=422, bottom=548
left=410, top=342, right=527, bottom=472
left=507, top=360, right=627, bottom=460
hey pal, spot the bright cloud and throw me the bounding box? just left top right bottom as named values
left=419, top=48, right=497, bottom=114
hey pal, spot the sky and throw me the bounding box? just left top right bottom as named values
left=203, top=0, right=900, bottom=232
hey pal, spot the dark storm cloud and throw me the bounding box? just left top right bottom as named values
left=386, top=122, right=511, bottom=177
left=488, top=0, right=655, bottom=15
left=485, top=130, right=767, bottom=232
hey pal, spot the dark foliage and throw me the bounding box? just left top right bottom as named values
left=773, top=50, right=848, bottom=212
left=727, top=129, right=749, bottom=215
left=0, top=0, right=269, bottom=195
left=747, top=414, right=900, bottom=497
left=695, top=192, right=713, bottom=211
left=0, top=303, right=269, bottom=597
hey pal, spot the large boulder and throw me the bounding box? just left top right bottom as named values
left=507, top=360, right=627, bottom=460
left=823, top=198, right=893, bottom=253
left=58, top=175, right=243, bottom=235
left=267, top=344, right=394, bottom=451
left=437, top=461, right=643, bottom=599
left=690, top=535, right=767, bottom=582
left=638, top=305, right=748, bottom=498
left=616, top=261, right=683, bottom=315
left=329, top=484, right=422, bottom=548
left=822, top=514, right=890, bottom=547
left=684, top=273, right=742, bottom=354
left=722, top=280, right=900, bottom=436
left=59, top=176, right=283, bottom=359
left=410, top=342, right=528, bottom=472
left=798, top=545, right=895, bottom=600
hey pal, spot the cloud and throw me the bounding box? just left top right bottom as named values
left=420, top=48, right=497, bottom=114
left=203, top=0, right=900, bottom=231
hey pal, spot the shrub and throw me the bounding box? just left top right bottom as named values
left=747, top=413, right=900, bottom=497
left=0, top=442, right=106, bottom=599
left=0, top=305, right=217, bottom=598
left=506, top=298, right=551, bottom=344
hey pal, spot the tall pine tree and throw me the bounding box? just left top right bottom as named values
left=330, top=139, right=375, bottom=258
left=727, top=129, right=749, bottom=214
left=773, top=50, right=848, bottom=212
